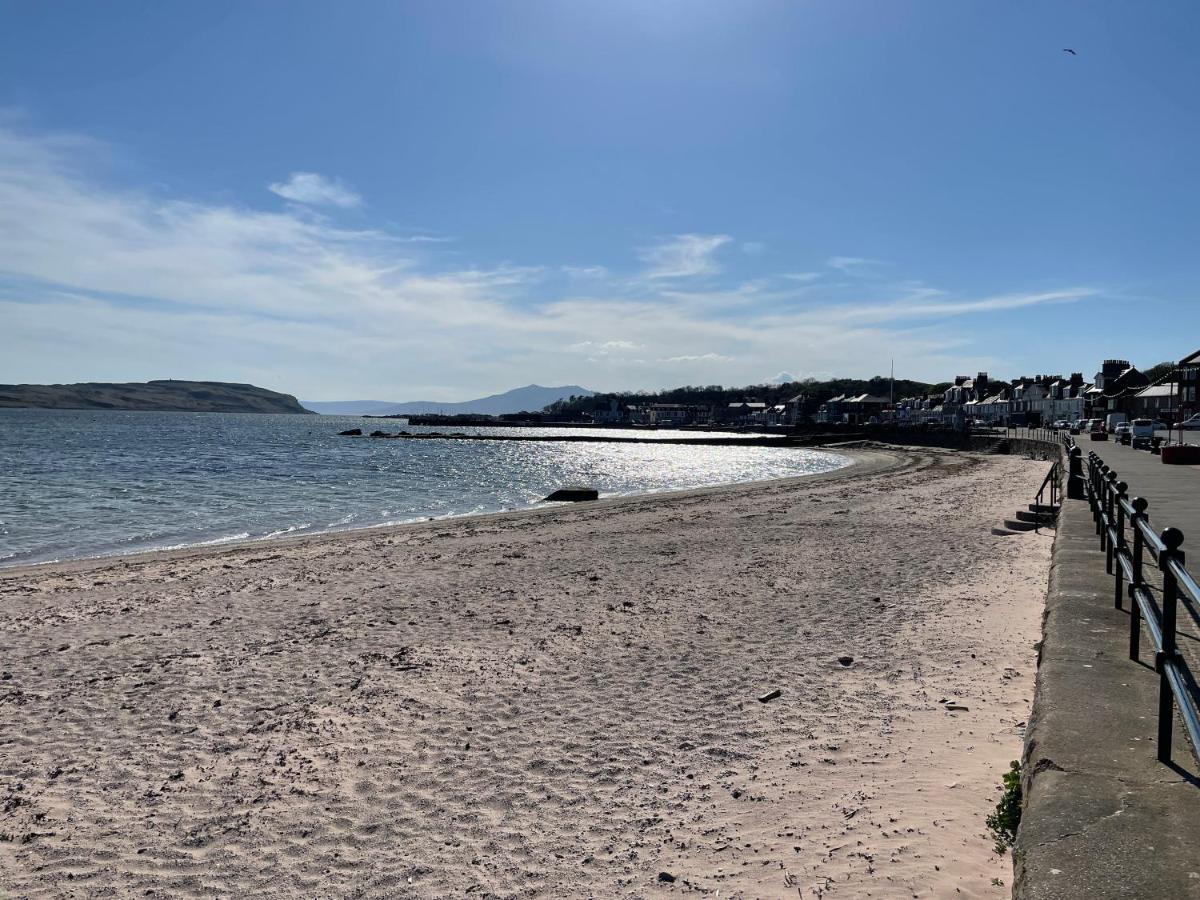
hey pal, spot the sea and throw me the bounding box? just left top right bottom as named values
left=0, top=409, right=851, bottom=568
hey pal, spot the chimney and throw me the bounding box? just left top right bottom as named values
left=1102, top=359, right=1130, bottom=379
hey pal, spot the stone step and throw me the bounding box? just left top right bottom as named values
left=1003, top=518, right=1041, bottom=532
left=1028, top=503, right=1061, bottom=514
left=1016, top=510, right=1058, bottom=524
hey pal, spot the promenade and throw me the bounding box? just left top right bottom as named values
left=1080, top=435, right=1200, bottom=755
left=1082, top=437, right=1200, bottom=540
left=1016, top=433, right=1200, bottom=899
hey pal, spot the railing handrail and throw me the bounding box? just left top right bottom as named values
left=1068, top=435, right=1200, bottom=768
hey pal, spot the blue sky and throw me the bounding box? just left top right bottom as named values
left=1, top=1, right=1198, bottom=400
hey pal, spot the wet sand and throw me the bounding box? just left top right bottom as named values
left=0, top=447, right=1052, bottom=898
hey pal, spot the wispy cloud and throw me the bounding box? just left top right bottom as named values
left=660, top=352, right=734, bottom=364
left=568, top=339, right=642, bottom=353
left=562, top=265, right=608, bottom=278
left=268, top=172, right=362, bottom=208
left=639, top=233, right=731, bottom=279
left=827, top=255, right=881, bottom=275
left=830, top=288, right=1095, bottom=324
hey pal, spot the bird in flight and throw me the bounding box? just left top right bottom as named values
left=1063, top=48, right=1077, bottom=55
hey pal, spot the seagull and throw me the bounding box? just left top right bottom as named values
left=1063, top=48, right=1077, bottom=55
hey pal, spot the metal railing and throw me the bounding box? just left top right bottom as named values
left=1004, top=424, right=1064, bottom=445
left=1030, top=454, right=1062, bottom=534
left=1069, top=437, right=1200, bottom=767
left=1034, top=456, right=1061, bottom=510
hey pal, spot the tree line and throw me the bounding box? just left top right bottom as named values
left=541, top=376, right=949, bottom=415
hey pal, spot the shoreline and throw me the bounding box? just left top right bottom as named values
left=0, top=447, right=883, bottom=580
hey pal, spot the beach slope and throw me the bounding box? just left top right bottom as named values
left=0, top=448, right=1051, bottom=898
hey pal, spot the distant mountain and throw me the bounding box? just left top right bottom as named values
left=303, top=384, right=596, bottom=417
left=0, top=380, right=313, bottom=414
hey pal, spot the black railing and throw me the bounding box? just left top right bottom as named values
left=1032, top=456, right=1061, bottom=534
left=1035, top=457, right=1061, bottom=509
left=1070, top=438, right=1200, bottom=767
left=1007, top=424, right=1062, bottom=445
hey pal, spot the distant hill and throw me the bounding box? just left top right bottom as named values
left=0, top=380, right=313, bottom=414
left=303, top=384, right=596, bottom=417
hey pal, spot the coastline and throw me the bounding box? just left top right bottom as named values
left=0, top=446, right=1051, bottom=898
left=0, top=447, right=871, bottom=580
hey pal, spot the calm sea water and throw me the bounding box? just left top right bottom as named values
left=0, top=409, right=850, bottom=568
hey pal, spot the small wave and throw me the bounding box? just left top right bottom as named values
left=264, top=523, right=314, bottom=539
left=151, top=532, right=253, bottom=552
left=0, top=531, right=253, bottom=569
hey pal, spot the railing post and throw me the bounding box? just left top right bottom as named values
left=1129, top=497, right=1148, bottom=661
left=1104, top=471, right=1118, bottom=572
left=1157, top=527, right=1185, bottom=764
left=1114, top=481, right=1128, bottom=608
left=1067, top=446, right=1083, bottom=500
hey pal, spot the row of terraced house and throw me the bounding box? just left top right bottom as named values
left=887, top=352, right=1200, bottom=427
left=596, top=350, right=1200, bottom=429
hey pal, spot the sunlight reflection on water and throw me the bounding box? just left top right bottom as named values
left=0, top=410, right=850, bottom=566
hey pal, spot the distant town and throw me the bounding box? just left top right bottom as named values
left=408, top=350, right=1200, bottom=431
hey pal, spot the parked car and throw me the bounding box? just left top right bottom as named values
left=1150, top=420, right=1168, bottom=431
left=1131, top=419, right=1155, bottom=449
left=1180, top=415, right=1200, bottom=431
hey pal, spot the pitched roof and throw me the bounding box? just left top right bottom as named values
left=1135, top=383, right=1178, bottom=399
left=847, top=394, right=889, bottom=404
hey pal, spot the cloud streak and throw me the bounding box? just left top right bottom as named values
left=639, top=233, right=731, bottom=279
left=827, top=255, right=881, bottom=275
left=268, top=172, right=362, bottom=208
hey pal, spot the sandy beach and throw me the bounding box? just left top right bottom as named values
left=0, top=446, right=1052, bottom=898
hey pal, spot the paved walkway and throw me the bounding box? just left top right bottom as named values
left=1080, top=437, right=1200, bottom=544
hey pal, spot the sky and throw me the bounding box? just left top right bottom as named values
left=1, top=1, right=1199, bottom=401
